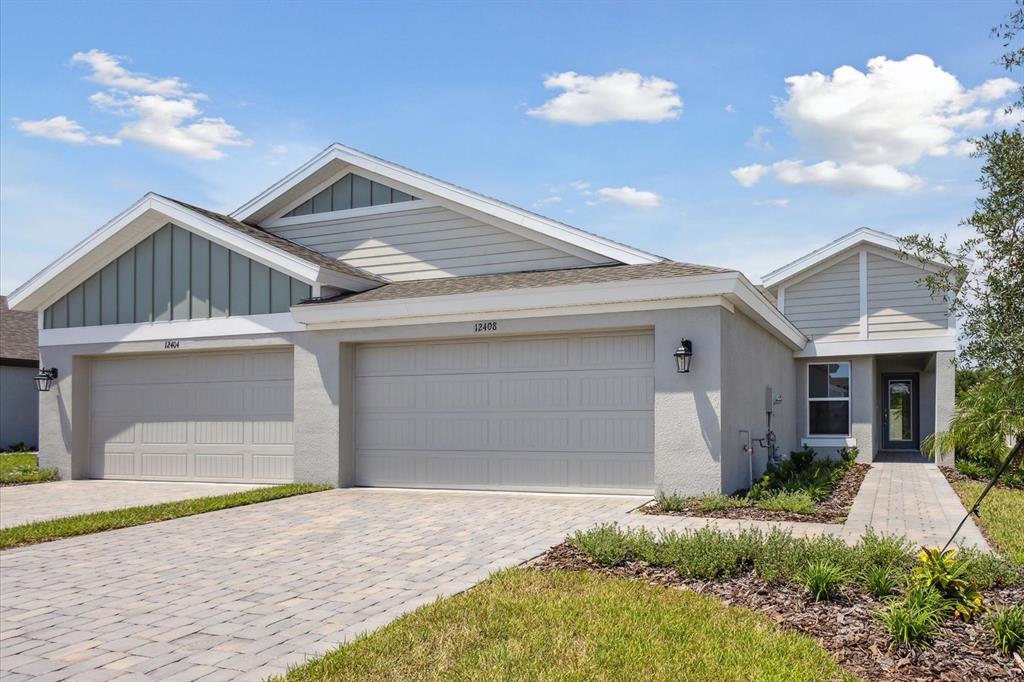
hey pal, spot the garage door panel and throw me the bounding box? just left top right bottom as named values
left=356, top=331, right=654, bottom=493
left=90, top=350, right=294, bottom=483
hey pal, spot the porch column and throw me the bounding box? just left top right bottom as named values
left=850, top=355, right=875, bottom=463
left=934, top=350, right=955, bottom=466
left=292, top=332, right=342, bottom=485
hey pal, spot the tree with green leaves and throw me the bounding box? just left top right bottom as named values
left=899, top=2, right=1023, bottom=465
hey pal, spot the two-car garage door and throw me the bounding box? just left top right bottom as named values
left=90, top=350, right=294, bottom=483
left=354, top=331, right=655, bottom=493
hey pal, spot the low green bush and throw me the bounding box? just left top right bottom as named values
left=989, top=606, right=1024, bottom=654
left=953, top=547, right=1021, bottom=588
left=878, top=584, right=950, bottom=645
left=852, top=530, right=915, bottom=575
left=659, top=527, right=758, bottom=579
left=748, top=447, right=851, bottom=504
left=800, top=559, right=846, bottom=601
left=862, top=566, right=898, bottom=598
left=755, top=490, right=817, bottom=514
left=569, top=524, right=632, bottom=566
left=695, top=494, right=750, bottom=512
left=655, top=492, right=687, bottom=512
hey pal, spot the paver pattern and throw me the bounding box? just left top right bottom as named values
left=0, top=461, right=988, bottom=681
left=0, top=481, right=263, bottom=529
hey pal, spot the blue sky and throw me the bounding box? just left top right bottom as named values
left=1, top=1, right=1017, bottom=294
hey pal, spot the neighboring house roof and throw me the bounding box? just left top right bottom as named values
left=760, top=227, right=959, bottom=288
left=158, top=196, right=386, bottom=285
left=0, top=296, right=38, bottom=365
left=231, top=143, right=665, bottom=266
left=8, top=193, right=383, bottom=312
left=319, top=261, right=731, bottom=305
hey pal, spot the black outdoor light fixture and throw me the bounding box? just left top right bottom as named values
left=673, top=339, right=693, bottom=373
left=34, top=367, right=58, bottom=392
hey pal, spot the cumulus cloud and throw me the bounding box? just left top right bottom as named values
left=746, top=125, right=773, bottom=152
left=596, top=186, right=661, bottom=208
left=730, top=164, right=771, bottom=188
left=532, top=195, right=562, bottom=208
left=14, top=115, right=120, bottom=145
left=724, top=104, right=736, bottom=113
left=14, top=50, right=247, bottom=160
left=732, top=54, right=1019, bottom=191
left=527, top=70, right=682, bottom=125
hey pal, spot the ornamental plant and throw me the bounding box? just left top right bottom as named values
left=911, top=547, right=985, bottom=621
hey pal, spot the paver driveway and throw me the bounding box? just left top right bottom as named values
left=0, top=488, right=642, bottom=681
left=0, top=481, right=263, bottom=529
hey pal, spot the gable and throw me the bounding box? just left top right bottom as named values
left=43, top=223, right=311, bottom=329
left=283, top=173, right=417, bottom=218
left=866, top=253, right=947, bottom=337
left=783, top=254, right=861, bottom=340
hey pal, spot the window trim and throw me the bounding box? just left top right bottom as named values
left=806, top=361, right=852, bottom=437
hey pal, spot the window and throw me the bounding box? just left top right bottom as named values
left=808, top=362, right=850, bottom=436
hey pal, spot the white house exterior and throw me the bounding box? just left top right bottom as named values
left=7, top=144, right=956, bottom=495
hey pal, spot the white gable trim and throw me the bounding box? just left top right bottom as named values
left=7, top=193, right=376, bottom=312
left=761, top=227, right=956, bottom=288
left=231, top=144, right=663, bottom=266
left=266, top=198, right=436, bottom=229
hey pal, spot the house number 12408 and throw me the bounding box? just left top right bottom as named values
left=473, top=321, right=498, bottom=333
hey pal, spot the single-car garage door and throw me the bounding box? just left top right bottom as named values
left=355, top=330, right=655, bottom=493
left=90, top=349, right=294, bottom=483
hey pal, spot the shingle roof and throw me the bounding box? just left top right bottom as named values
left=159, top=196, right=386, bottom=284
left=313, top=261, right=733, bottom=305
left=0, top=296, right=38, bottom=364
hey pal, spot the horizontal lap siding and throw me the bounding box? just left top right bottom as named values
left=268, top=205, right=594, bottom=281
left=784, top=255, right=860, bottom=340
left=867, top=254, right=947, bottom=338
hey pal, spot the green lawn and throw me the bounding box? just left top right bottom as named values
left=953, top=480, right=1024, bottom=566
left=278, top=569, right=854, bottom=682
left=0, top=453, right=58, bottom=486
left=0, top=483, right=331, bottom=550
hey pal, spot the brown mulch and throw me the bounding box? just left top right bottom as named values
left=941, top=466, right=1023, bottom=492
left=531, top=543, right=1024, bottom=682
left=640, top=463, right=871, bottom=523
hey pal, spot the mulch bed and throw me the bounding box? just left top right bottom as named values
left=940, top=466, right=1023, bottom=492
left=639, top=463, right=871, bottom=523
left=531, top=542, right=1024, bottom=682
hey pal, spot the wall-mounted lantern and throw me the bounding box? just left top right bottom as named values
left=34, top=367, right=58, bottom=392
left=673, top=339, right=693, bottom=373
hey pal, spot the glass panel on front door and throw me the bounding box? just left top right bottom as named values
left=887, top=380, right=913, bottom=442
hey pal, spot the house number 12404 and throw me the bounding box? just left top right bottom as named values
left=473, top=321, right=498, bottom=333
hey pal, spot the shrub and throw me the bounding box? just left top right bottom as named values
left=839, top=446, right=859, bottom=463
left=4, top=442, right=35, bottom=453
left=658, top=527, right=755, bottom=579
left=863, top=566, right=898, bottom=598
left=624, top=527, right=659, bottom=564
left=989, top=606, right=1024, bottom=654
left=569, top=524, right=631, bottom=566
left=953, top=548, right=1021, bottom=588
left=853, top=530, right=915, bottom=574
left=878, top=584, right=949, bottom=645
left=801, top=559, right=846, bottom=601
left=656, top=492, right=687, bottom=512
left=912, top=547, right=985, bottom=621
left=755, top=490, right=816, bottom=514
left=789, top=447, right=816, bottom=471
left=695, top=494, right=749, bottom=512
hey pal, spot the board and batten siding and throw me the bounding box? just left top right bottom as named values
left=44, top=223, right=311, bottom=329
left=267, top=205, right=597, bottom=281
left=781, top=254, right=861, bottom=340
left=867, top=253, right=947, bottom=337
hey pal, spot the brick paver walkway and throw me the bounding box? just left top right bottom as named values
left=0, top=462, right=988, bottom=681
left=0, top=481, right=263, bottom=529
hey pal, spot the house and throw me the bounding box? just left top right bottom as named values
left=0, top=296, right=40, bottom=449
left=6, top=144, right=956, bottom=495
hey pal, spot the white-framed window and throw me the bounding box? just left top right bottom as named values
left=807, top=362, right=851, bottom=436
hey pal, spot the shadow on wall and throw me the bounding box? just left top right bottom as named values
left=694, top=389, right=722, bottom=463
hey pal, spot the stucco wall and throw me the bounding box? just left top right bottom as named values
left=0, top=365, right=39, bottom=449
left=719, top=309, right=797, bottom=493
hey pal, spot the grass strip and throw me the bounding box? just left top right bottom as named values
left=0, top=453, right=59, bottom=486
left=277, top=569, right=854, bottom=681
left=952, top=480, right=1024, bottom=566
left=0, top=483, right=331, bottom=550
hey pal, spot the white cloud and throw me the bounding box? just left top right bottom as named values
left=733, top=54, right=1019, bottom=192
left=952, top=139, right=977, bottom=157
left=14, top=50, right=246, bottom=160
left=527, top=70, right=682, bottom=125
left=746, top=125, right=773, bottom=152
left=532, top=195, right=562, bottom=208
left=730, top=164, right=771, bottom=188
left=596, top=186, right=661, bottom=208
left=14, top=115, right=121, bottom=145
left=724, top=104, right=736, bottom=113
left=71, top=50, right=192, bottom=97
left=754, top=198, right=789, bottom=207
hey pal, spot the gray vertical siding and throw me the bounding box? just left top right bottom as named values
left=284, top=173, right=416, bottom=218
left=44, top=223, right=311, bottom=329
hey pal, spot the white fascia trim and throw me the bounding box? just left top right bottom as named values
left=762, top=227, right=957, bottom=288
left=795, top=333, right=956, bottom=358
left=802, top=437, right=857, bottom=448
left=292, top=271, right=807, bottom=349
left=38, top=313, right=303, bottom=347
left=8, top=194, right=374, bottom=312
left=231, top=144, right=663, bottom=266
left=264, top=198, right=434, bottom=229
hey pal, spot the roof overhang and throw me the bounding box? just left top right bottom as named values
left=8, top=193, right=377, bottom=312
left=231, top=143, right=664, bottom=266
left=292, top=271, right=807, bottom=350
left=761, top=227, right=963, bottom=289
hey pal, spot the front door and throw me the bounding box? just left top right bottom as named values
left=881, top=373, right=919, bottom=450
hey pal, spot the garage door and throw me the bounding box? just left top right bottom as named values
left=90, top=349, right=294, bottom=483
left=355, top=331, right=655, bottom=493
